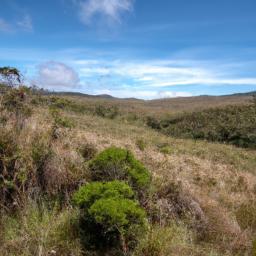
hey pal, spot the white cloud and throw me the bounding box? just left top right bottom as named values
left=76, top=59, right=256, bottom=89
left=35, top=61, right=80, bottom=90
left=0, top=15, right=33, bottom=33
left=78, top=0, right=133, bottom=24
left=17, top=15, right=33, bottom=32
left=157, top=91, right=192, bottom=98
left=94, top=89, right=192, bottom=99
left=0, top=18, right=12, bottom=32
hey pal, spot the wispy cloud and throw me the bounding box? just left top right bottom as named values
left=76, top=59, right=256, bottom=88
left=78, top=0, right=134, bottom=25
left=94, top=89, right=192, bottom=99
left=0, top=14, right=33, bottom=33
left=0, top=18, right=12, bottom=32
left=17, top=14, right=33, bottom=32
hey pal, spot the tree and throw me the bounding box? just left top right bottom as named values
left=0, top=67, right=21, bottom=87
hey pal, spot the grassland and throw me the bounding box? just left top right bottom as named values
left=1, top=87, right=256, bottom=255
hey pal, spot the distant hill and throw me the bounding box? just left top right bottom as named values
left=49, top=90, right=256, bottom=102
left=45, top=90, right=255, bottom=118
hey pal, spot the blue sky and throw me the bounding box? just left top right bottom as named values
left=1, top=0, right=256, bottom=99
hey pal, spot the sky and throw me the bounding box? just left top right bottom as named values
left=0, top=0, right=256, bottom=99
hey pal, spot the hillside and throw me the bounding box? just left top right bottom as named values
left=48, top=91, right=253, bottom=121
left=0, top=86, right=256, bottom=256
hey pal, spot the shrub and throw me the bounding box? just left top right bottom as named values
left=0, top=129, right=20, bottom=208
left=1, top=87, right=32, bottom=130
left=48, top=96, right=91, bottom=114
left=49, top=107, right=74, bottom=139
left=146, top=116, right=161, bottom=130
left=136, top=139, right=147, bottom=151
left=78, top=143, right=97, bottom=161
left=73, top=181, right=147, bottom=253
left=150, top=105, right=256, bottom=149
left=31, top=136, right=53, bottom=192
left=50, top=107, right=74, bottom=129
left=95, top=105, right=119, bottom=119
left=88, top=147, right=151, bottom=196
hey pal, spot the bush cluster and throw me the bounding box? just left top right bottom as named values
left=147, top=104, right=256, bottom=149
left=73, top=147, right=151, bottom=254
left=88, top=147, right=151, bottom=196
left=1, top=86, right=32, bottom=130
left=95, top=105, right=119, bottom=119
left=73, top=181, right=147, bottom=253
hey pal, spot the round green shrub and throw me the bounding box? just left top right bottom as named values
left=88, top=147, right=151, bottom=194
left=73, top=181, right=147, bottom=253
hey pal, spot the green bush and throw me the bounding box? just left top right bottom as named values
left=136, top=139, right=147, bottom=151
left=88, top=147, right=151, bottom=195
left=73, top=181, right=147, bottom=253
left=95, top=105, right=119, bottom=119
left=50, top=108, right=74, bottom=129
left=148, top=105, right=256, bottom=149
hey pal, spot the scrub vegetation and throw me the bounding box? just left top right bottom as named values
left=1, top=67, right=256, bottom=255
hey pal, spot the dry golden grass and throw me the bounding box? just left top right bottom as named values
left=1, top=92, right=256, bottom=255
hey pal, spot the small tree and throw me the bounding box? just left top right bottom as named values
left=0, top=67, right=31, bottom=130
left=88, top=147, right=151, bottom=199
left=0, top=67, right=21, bottom=88
left=73, top=181, right=147, bottom=254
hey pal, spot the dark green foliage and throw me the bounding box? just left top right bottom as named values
left=89, top=147, right=151, bottom=195
left=149, top=105, right=256, bottom=149
left=73, top=181, right=147, bottom=253
left=50, top=108, right=74, bottom=129
left=95, top=105, right=119, bottom=119
left=146, top=116, right=161, bottom=130
left=136, top=139, right=147, bottom=151
left=0, top=66, right=21, bottom=86
left=78, top=143, right=97, bottom=161
left=31, top=137, right=53, bottom=192
left=45, top=96, right=90, bottom=114
left=50, top=97, right=87, bottom=113
left=0, top=130, right=21, bottom=208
